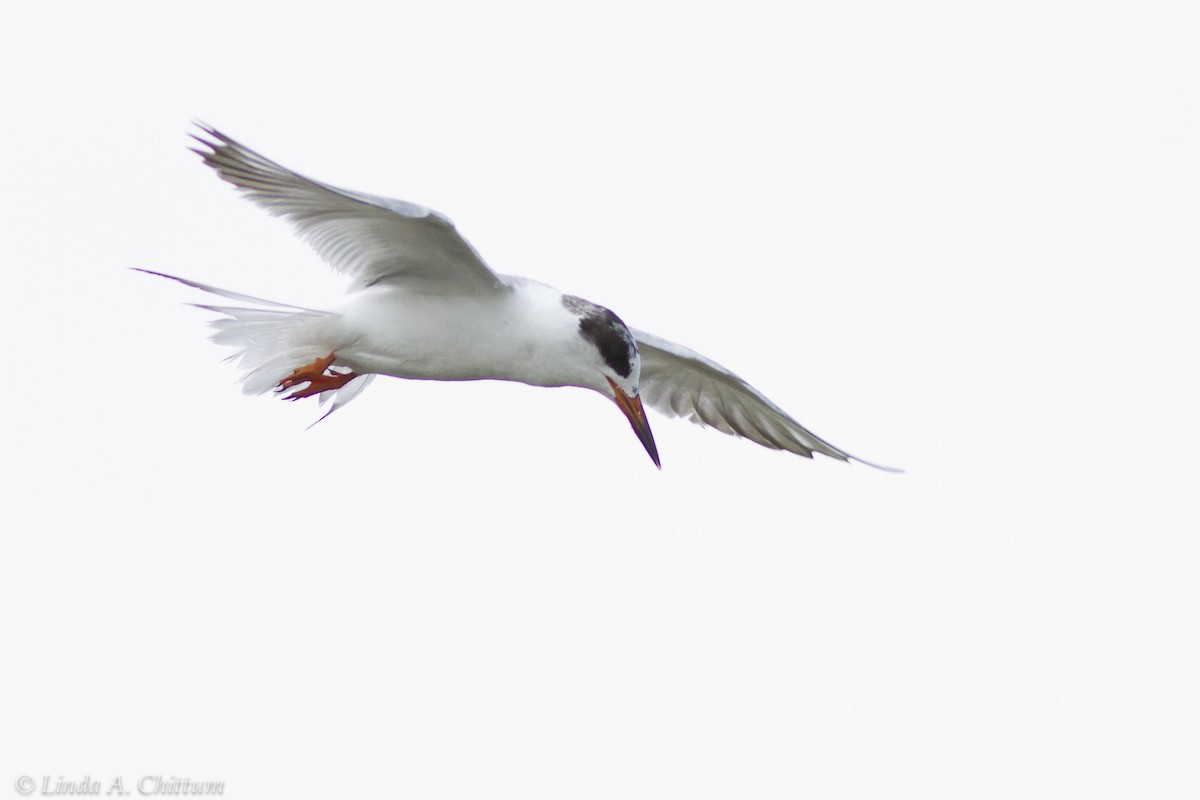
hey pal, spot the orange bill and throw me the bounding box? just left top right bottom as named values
left=607, top=377, right=660, bottom=469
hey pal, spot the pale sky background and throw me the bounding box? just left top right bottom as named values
left=1, top=1, right=1197, bottom=798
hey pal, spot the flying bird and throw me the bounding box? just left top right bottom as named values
left=142, top=124, right=898, bottom=471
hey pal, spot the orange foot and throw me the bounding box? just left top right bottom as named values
left=276, top=353, right=359, bottom=401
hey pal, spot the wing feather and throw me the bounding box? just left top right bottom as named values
left=190, top=124, right=506, bottom=294
left=633, top=329, right=900, bottom=470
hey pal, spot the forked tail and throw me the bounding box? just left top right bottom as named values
left=135, top=270, right=374, bottom=421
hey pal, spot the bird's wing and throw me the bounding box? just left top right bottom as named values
left=632, top=329, right=900, bottom=470
left=190, top=124, right=506, bottom=294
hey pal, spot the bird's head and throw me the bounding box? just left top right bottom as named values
left=562, top=294, right=660, bottom=468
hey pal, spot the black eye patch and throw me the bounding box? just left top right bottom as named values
left=562, top=295, right=635, bottom=379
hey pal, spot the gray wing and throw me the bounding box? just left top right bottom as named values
left=191, top=124, right=506, bottom=294
left=633, top=329, right=900, bottom=470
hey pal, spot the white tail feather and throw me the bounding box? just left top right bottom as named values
left=196, top=303, right=331, bottom=395
left=136, top=269, right=375, bottom=419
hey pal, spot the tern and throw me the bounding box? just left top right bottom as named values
left=142, top=124, right=898, bottom=471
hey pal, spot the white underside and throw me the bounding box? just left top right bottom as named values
left=320, top=277, right=608, bottom=392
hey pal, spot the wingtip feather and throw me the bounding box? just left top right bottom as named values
left=850, top=456, right=905, bottom=474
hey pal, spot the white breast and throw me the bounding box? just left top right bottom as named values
left=332, top=278, right=599, bottom=390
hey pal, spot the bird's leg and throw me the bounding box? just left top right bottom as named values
left=276, top=353, right=359, bottom=401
